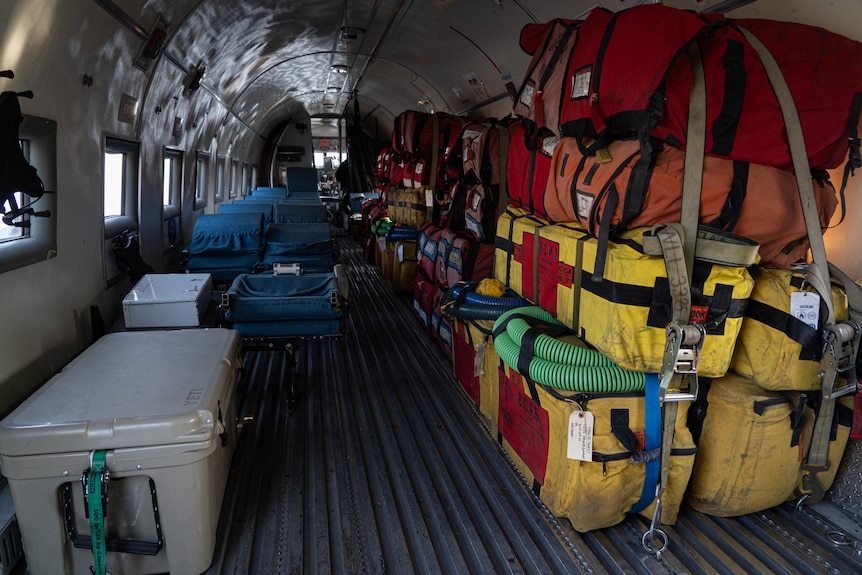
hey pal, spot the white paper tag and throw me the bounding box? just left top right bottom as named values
left=519, top=82, right=536, bottom=108
left=791, top=291, right=820, bottom=329
left=425, top=188, right=434, bottom=207
left=397, top=243, right=405, bottom=263
left=377, top=236, right=387, bottom=252
left=474, top=342, right=486, bottom=377
left=571, top=67, right=591, bottom=100
left=567, top=410, right=594, bottom=461
left=575, top=191, right=594, bottom=220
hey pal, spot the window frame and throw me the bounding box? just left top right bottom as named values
left=0, top=115, right=58, bottom=274
left=103, top=136, right=140, bottom=285
left=215, top=156, right=226, bottom=205
left=162, top=148, right=183, bottom=252
left=103, top=137, right=140, bottom=240
left=194, top=151, right=210, bottom=210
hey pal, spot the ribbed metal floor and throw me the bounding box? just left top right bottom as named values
left=204, top=232, right=862, bottom=575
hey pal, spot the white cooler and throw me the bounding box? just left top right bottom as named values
left=0, top=328, right=241, bottom=575
left=122, top=273, right=213, bottom=328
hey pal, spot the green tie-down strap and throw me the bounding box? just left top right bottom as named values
left=86, top=450, right=108, bottom=575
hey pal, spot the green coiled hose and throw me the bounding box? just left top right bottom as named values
left=493, top=306, right=646, bottom=392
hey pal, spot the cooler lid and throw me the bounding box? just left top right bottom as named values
left=123, top=273, right=212, bottom=305
left=0, top=328, right=240, bottom=456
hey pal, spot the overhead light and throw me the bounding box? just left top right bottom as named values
left=323, top=103, right=336, bottom=109
left=331, top=64, right=349, bottom=74
left=326, top=87, right=340, bottom=93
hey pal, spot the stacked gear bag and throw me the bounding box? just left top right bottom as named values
left=492, top=307, right=696, bottom=532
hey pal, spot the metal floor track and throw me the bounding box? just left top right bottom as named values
left=204, top=232, right=862, bottom=575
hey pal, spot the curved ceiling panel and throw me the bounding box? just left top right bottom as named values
left=143, top=0, right=649, bottom=141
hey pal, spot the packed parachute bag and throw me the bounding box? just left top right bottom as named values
left=0, top=87, right=50, bottom=228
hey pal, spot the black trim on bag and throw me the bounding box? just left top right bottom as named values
left=710, top=39, right=746, bottom=156
left=742, top=299, right=822, bottom=361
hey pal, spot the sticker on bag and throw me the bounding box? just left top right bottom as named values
left=571, top=66, right=591, bottom=100
left=520, top=81, right=536, bottom=108
left=790, top=291, right=820, bottom=329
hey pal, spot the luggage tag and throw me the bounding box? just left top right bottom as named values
left=473, top=341, right=486, bottom=377
left=790, top=291, right=820, bottom=329
left=567, top=407, right=594, bottom=461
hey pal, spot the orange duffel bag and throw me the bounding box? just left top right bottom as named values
left=543, top=137, right=837, bottom=269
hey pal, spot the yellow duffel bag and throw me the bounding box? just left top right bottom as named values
left=496, top=362, right=696, bottom=532
left=494, top=206, right=548, bottom=303
left=730, top=267, right=850, bottom=391
left=390, top=186, right=427, bottom=228
left=686, top=373, right=814, bottom=517
left=536, top=222, right=758, bottom=377
left=795, top=393, right=855, bottom=501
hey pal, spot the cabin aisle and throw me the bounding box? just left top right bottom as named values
left=201, top=232, right=862, bottom=575
left=204, top=232, right=591, bottom=575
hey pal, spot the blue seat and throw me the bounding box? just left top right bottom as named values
left=186, top=212, right=265, bottom=284
left=222, top=272, right=344, bottom=337
left=218, top=201, right=274, bottom=224
left=275, top=201, right=327, bottom=224
left=261, top=223, right=333, bottom=273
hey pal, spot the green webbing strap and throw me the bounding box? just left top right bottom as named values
left=643, top=42, right=706, bottom=561
left=87, top=450, right=109, bottom=575
left=679, top=42, right=706, bottom=277
left=738, top=27, right=835, bottom=326
left=653, top=223, right=692, bottom=326
left=740, top=26, right=851, bottom=505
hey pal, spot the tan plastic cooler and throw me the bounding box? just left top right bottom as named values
left=0, top=328, right=241, bottom=575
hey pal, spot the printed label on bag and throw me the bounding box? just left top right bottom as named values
left=498, top=368, right=549, bottom=484
left=571, top=66, right=591, bottom=100
left=790, top=291, right=820, bottom=329
left=519, top=81, right=536, bottom=108
left=425, top=188, right=434, bottom=207
left=541, top=135, right=560, bottom=157
left=567, top=410, right=594, bottom=461
left=537, top=237, right=560, bottom=315
left=575, top=191, right=594, bottom=221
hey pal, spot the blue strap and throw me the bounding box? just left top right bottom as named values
left=631, top=374, right=661, bottom=513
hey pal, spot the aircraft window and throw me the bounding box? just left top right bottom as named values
left=241, top=163, right=250, bottom=198
left=103, top=137, right=139, bottom=284
left=194, top=152, right=209, bottom=210
left=229, top=159, right=239, bottom=199
left=215, top=156, right=226, bottom=205
left=249, top=165, right=258, bottom=194
left=0, top=140, right=30, bottom=242
left=162, top=148, right=182, bottom=252
left=0, top=115, right=57, bottom=275
left=103, top=152, right=124, bottom=217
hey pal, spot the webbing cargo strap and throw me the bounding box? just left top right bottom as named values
left=643, top=42, right=705, bottom=560
left=631, top=375, right=661, bottom=514
left=86, top=450, right=109, bottom=575
left=739, top=26, right=861, bottom=504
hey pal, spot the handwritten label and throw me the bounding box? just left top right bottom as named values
left=567, top=410, right=594, bottom=461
